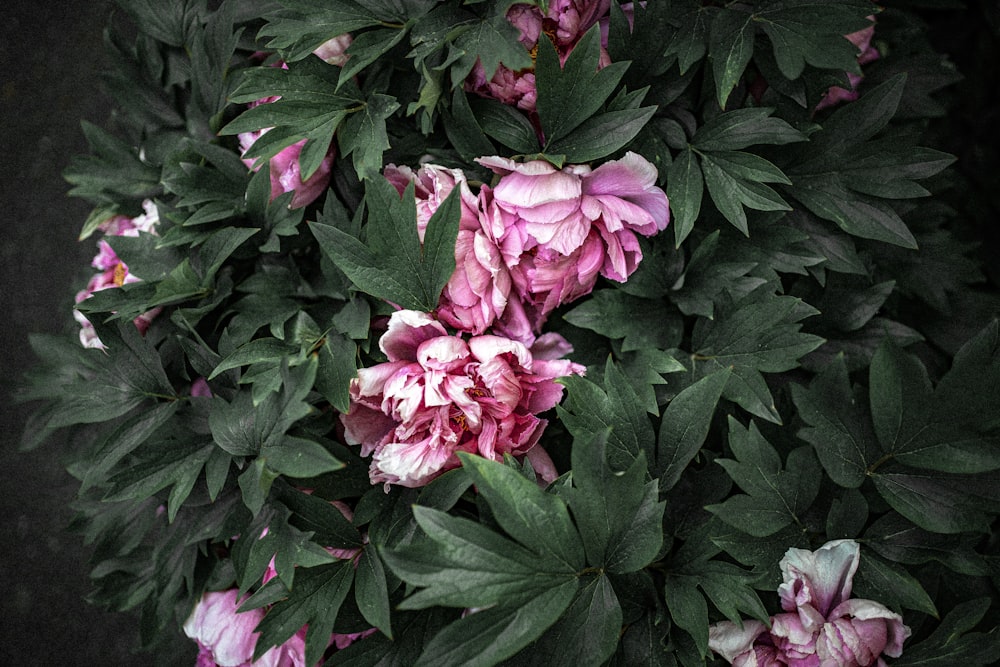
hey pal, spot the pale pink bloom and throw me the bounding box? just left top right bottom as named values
left=816, top=18, right=880, bottom=111
left=340, top=310, right=584, bottom=488
left=384, top=163, right=513, bottom=335
left=191, top=377, right=213, bottom=398
left=184, top=589, right=309, bottom=667
left=477, top=153, right=669, bottom=331
left=313, top=34, right=353, bottom=66
left=708, top=540, right=911, bottom=667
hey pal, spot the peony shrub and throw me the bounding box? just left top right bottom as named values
left=22, top=1, right=1000, bottom=666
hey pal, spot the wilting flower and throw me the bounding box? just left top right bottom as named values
left=815, top=17, right=880, bottom=111
left=184, top=589, right=308, bottom=667
left=74, top=200, right=163, bottom=348
left=478, top=152, right=669, bottom=332
left=709, top=540, right=911, bottom=667
left=340, top=310, right=583, bottom=488
left=465, top=0, right=612, bottom=115
left=384, top=163, right=514, bottom=335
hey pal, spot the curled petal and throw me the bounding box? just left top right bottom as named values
left=778, top=539, right=860, bottom=617
left=380, top=310, right=448, bottom=362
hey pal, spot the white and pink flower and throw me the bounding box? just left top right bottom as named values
left=709, top=540, right=911, bottom=667
left=340, top=310, right=583, bottom=488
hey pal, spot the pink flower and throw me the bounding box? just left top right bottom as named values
left=708, top=540, right=911, bottom=667
left=478, top=152, right=669, bottom=332
left=340, top=310, right=584, bottom=488
left=313, top=34, right=353, bottom=67
left=384, top=163, right=513, bottom=335
left=74, top=200, right=163, bottom=349
left=465, top=1, right=611, bottom=115
left=816, top=17, right=880, bottom=111
left=239, top=126, right=334, bottom=209
left=184, top=589, right=308, bottom=667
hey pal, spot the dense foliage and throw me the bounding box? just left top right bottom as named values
left=21, top=0, right=1000, bottom=665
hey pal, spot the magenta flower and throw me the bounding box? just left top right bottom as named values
left=478, top=152, right=669, bottom=332
left=816, top=17, right=880, bottom=111
left=384, top=163, right=514, bottom=336
left=340, top=310, right=584, bottom=488
left=708, top=540, right=911, bottom=667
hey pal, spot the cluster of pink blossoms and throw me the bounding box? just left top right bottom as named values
left=342, top=152, right=669, bottom=488
left=74, top=199, right=162, bottom=349
left=709, top=540, right=910, bottom=667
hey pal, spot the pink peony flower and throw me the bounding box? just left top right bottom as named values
left=709, top=540, right=911, bottom=667
left=815, top=17, right=880, bottom=111
left=74, top=200, right=163, bottom=349
left=384, top=163, right=514, bottom=336
left=340, top=310, right=584, bottom=488
left=312, top=34, right=353, bottom=67
left=477, top=152, right=669, bottom=332
left=184, top=589, right=308, bottom=667
left=238, top=125, right=334, bottom=209
left=465, top=1, right=611, bottom=115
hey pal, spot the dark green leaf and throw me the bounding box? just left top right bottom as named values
left=458, top=453, right=585, bottom=571
left=657, top=368, right=730, bottom=490
left=709, top=8, right=755, bottom=107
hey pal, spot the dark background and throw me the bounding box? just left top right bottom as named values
left=0, top=2, right=996, bottom=666
left=0, top=2, right=194, bottom=664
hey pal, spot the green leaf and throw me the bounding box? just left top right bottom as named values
left=755, top=2, right=874, bottom=80
left=469, top=98, right=540, bottom=154
left=548, top=107, right=657, bottom=163
left=261, top=436, right=343, bottom=478
left=356, top=546, right=393, bottom=639
left=80, top=402, right=180, bottom=491
left=414, top=580, right=578, bottom=667
left=700, top=151, right=792, bottom=234
left=666, top=2, right=714, bottom=74
left=664, top=576, right=709, bottom=658
left=709, top=8, right=755, bottom=107
left=657, top=367, right=730, bottom=490
left=536, top=26, right=631, bottom=143
left=792, top=355, right=879, bottom=488
left=315, top=331, right=357, bottom=413
left=450, top=3, right=532, bottom=84
left=871, top=467, right=1000, bottom=534
left=893, top=599, right=1000, bottom=667
left=852, top=551, right=937, bottom=617
left=311, top=178, right=460, bottom=311
left=210, top=338, right=296, bottom=379
left=563, top=290, right=679, bottom=352
left=692, top=290, right=823, bottom=421
left=339, top=93, right=400, bottom=180
left=666, top=148, right=704, bottom=247
left=458, top=453, right=585, bottom=571
left=869, top=340, right=933, bottom=456
left=339, top=26, right=410, bottom=87
left=564, top=433, right=664, bottom=574
left=258, top=0, right=381, bottom=61
left=383, top=506, right=578, bottom=611
left=254, top=561, right=355, bottom=666
left=707, top=419, right=821, bottom=537
left=692, top=108, right=808, bottom=151
left=558, top=359, right=657, bottom=471
left=520, top=574, right=624, bottom=667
